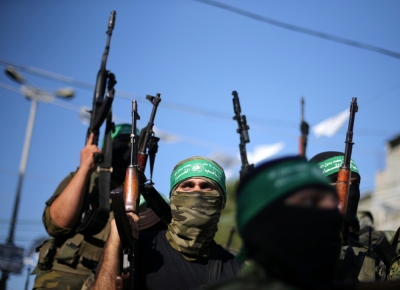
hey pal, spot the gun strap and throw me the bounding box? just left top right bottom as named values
left=201, top=241, right=222, bottom=289
left=77, top=113, right=113, bottom=235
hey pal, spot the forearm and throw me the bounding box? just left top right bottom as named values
left=91, top=228, right=121, bottom=289
left=49, top=166, right=91, bottom=228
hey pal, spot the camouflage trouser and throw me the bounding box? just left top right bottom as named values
left=32, top=269, right=89, bottom=290
left=388, top=256, right=400, bottom=280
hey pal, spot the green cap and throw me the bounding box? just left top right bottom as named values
left=170, top=157, right=226, bottom=200
left=236, top=156, right=334, bottom=235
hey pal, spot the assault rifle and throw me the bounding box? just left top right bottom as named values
left=86, top=10, right=117, bottom=161
left=111, top=100, right=140, bottom=290
left=336, top=97, right=358, bottom=216
left=232, top=91, right=254, bottom=180
left=136, top=93, right=172, bottom=226
left=299, top=97, right=309, bottom=158
left=77, top=11, right=117, bottom=235
left=137, top=93, right=161, bottom=183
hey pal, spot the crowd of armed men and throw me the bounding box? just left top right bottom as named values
left=24, top=90, right=400, bottom=290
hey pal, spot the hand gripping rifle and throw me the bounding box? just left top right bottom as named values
left=137, top=93, right=172, bottom=226
left=232, top=91, right=254, bottom=180
left=336, top=97, right=358, bottom=216
left=77, top=11, right=117, bottom=235
left=299, top=97, right=309, bottom=158
left=111, top=100, right=140, bottom=290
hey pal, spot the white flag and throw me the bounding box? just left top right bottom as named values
left=312, top=109, right=349, bottom=138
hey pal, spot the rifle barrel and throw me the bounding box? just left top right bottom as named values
left=231, top=91, right=254, bottom=179
left=337, top=97, right=358, bottom=216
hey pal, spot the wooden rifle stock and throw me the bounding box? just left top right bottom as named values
left=336, top=97, right=358, bottom=216
left=137, top=154, right=148, bottom=173
left=336, top=168, right=351, bottom=215
left=124, top=167, right=140, bottom=214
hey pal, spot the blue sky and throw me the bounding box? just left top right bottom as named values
left=1, top=1, right=400, bottom=288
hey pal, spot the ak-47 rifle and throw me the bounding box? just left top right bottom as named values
left=299, top=97, right=309, bottom=158
left=137, top=93, right=161, bottom=182
left=136, top=93, right=172, bottom=226
left=86, top=10, right=117, bottom=160
left=77, top=11, right=117, bottom=235
left=232, top=91, right=254, bottom=180
left=336, top=97, right=358, bottom=216
left=111, top=100, right=140, bottom=290
left=225, top=91, right=254, bottom=251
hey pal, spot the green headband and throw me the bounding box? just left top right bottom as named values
left=101, top=124, right=140, bottom=148
left=236, top=159, right=333, bottom=235
left=317, top=156, right=359, bottom=177
left=170, top=158, right=226, bottom=199
left=112, top=124, right=136, bottom=139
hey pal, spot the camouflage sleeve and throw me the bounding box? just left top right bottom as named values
left=42, top=171, right=76, bottom=238
left=388, top=256, right=400, bottom=280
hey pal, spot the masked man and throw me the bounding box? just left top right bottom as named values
left=310, top=151, right=388, bottom=281
left=32, top=124, right=167, bottom=290
left=207, top=155, right=343, bottom=290
left=90, top=156, right=240, bottom=290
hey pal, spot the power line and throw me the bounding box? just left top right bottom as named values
left=194, top=0, right=400, bottom=60
left=0, top=60, right=397, bottom=137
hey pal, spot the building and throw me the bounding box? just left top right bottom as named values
left=358, top=135, right=400, bottom=231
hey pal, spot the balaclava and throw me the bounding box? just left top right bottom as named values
left=166, top=156, right=226, bottom=261
left=237, top=156, right=342, bottom=290
left=109, top=124, right=139, bottom=185
left=309, top=151, right=361, bottom=242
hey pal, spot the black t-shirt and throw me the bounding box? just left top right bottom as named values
left=137, top=230, right=240, bottom=290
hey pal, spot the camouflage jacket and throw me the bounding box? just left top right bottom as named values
left=34, top=171, right=116, bottom=277
left=388, top=256, right=400, bottom=280
left=336, top=244, right=386, bottom=282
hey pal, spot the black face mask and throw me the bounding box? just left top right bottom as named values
left=111, top=140, right=131, bottom=185
left=243, top=203, right=343, bottom=290
left=345, top=183, right=360, bottom=225
left=341, top=183, right=360, bottom=244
